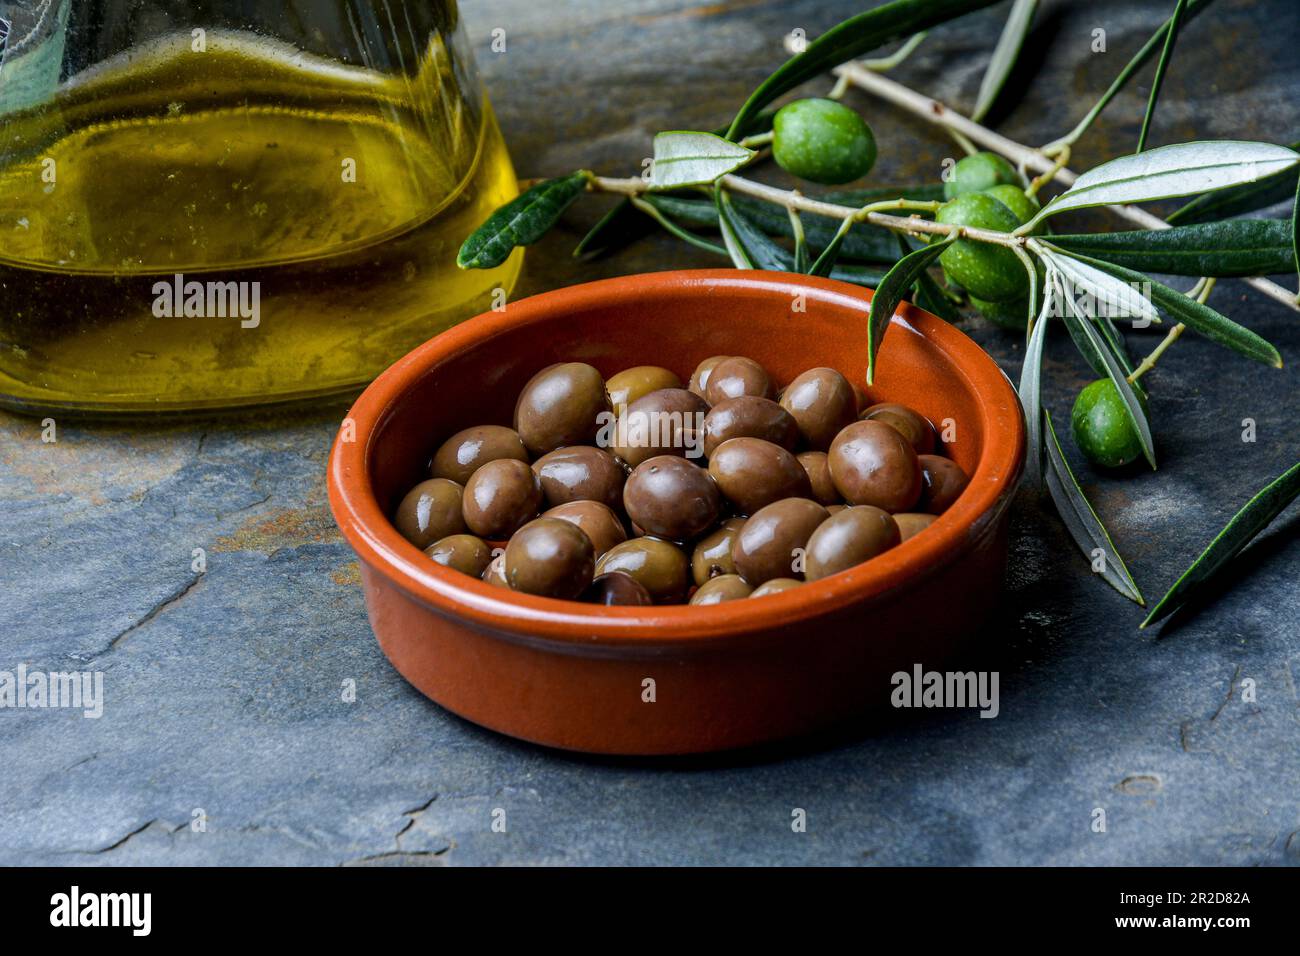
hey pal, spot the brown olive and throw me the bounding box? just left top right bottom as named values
left=732, top=498, right=830, bottom=585
left=424, top=534, right=493, bottom=578
left=708, top=437, right=812, bottom=515
left=606, top=366, right=682, bottom=415
left=623, top=456, right=721, bottom=541
left=394, top=478, right=466, bottom=549
left=431, top=425, right=529, bottom=485
left=893, top=512, right=936, bottom=541
left=532, top=445, right=625, bottom=510
left=611, top=388, right=710, bottom=467
left=702, top=396, right=800, bottom=457
left=918, top=454, right=970, bottom=514
left=704, top=356, right=775, bottom=404
left=689, top=574, right=753, bottom=605
left=542, top=500, right=627, bottom=558
left=688, top=355, right=731, bottom=398
left=749, top=577, right=802, bottom=598
left=826, top=504, right=848, bottom=515
left=581, top=571, right=654, bottom=606
left=514, top=362, right=609, bottom=456
left=596, top=537, right=691, bottom=604
left=691, top=516, right=746, bottom=586
left=861, top=402, right=936, bottom=456
left=462, top=458, right=543, bottom=538
left=803, top=506, right=900, bottom=582
left=779, top=367, right=858, bottom=451
left=482, top=552, right=509, bottom=587
left=827, top=420, right=922, bottom=512
left=504, top=518, right=595, bottom=599
left=797, top=451, right=840, bottom=506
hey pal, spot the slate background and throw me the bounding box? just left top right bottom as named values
left=2, top=0, right=1298, bottom=865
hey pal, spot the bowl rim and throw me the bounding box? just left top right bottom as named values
left=328, top=269, right=1025, bottom=648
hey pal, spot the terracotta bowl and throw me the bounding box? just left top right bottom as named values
left=328, top=270, right=1024, bottom=755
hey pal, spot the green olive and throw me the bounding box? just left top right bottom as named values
left=935, top=193, right=1027, bottom=303
left=980, top=183, right=1040, bottom=226
left=943, top=151, right=1022, bottom=200
left=1070, top=379, right=1149, bottom=469
left=772, top=98, right=877, bottom=186
left=970, top=294, right=1030, bottom=331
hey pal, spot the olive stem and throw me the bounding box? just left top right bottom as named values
left=1025, top=145, right=1069, bottom=200
left=860, top=31, right=929, bottom=72
left=739, top=131, right=775, bottom=149
left=1127, top=278, right=1216, bottom=382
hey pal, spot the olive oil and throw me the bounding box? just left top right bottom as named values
left=0, top=31, right=520, bottom=413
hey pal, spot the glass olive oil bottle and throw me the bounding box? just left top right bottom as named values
left=0, top=4, right=519, bottom=414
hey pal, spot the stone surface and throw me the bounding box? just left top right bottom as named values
left=2, top=0, right=1299, bottom=866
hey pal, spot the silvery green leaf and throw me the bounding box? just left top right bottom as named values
left=1018, top=268, right=1057, bottom=487
left=650, top=132, right=754, bottom=190
left=972, top=0, right=1038, bottom=123
left=1026, top=141, right=1300, bottom=229
left=1039, top=247, right=1158, bottom=325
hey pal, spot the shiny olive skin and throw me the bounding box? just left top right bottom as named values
left=943, top=151, right=1022, bottom=200
left=595, top=537, right=691, bottom=604
left=797, top=451, right=840, bottom=506
left=542, top=500, right=627, bottom=558
left=462, top=458, right=543, bottom=538
left=702, top=396, right=799, bottom=457
left=612, top=388, right=710, bottom=467
left=424, top=534, right=494, bottom=578
left=514, top=362, right=609, bottom=456
left=749, top=577, right=803, bottom=598
left=860, top=402, right=936, bottom=455
left=828, top=420, right=922, bottom=512
left=606, top=365, right=682, bottom=415
left=623, top=456, right=721, bottom=541
left=504, top=518, right=595, bottom=599
left=482, top=552, right=509, bottom=587
left=918, top=454, right=970, bottom=514
left=689, top=574, right=753, bottom=605
left=394, top=478, right=466, bottom=549
left=532, top=445, right=626, bottom=509
left=803, top=505, right=900, bottom=581
left=688, top=355, right=731, bottom=399
left=691, top=516, right=746, bottom=587
left=704, top=356, right=775, bottom=404
left=732, top=497, right=830, bottom=585
left=581, top=571, right=654, bottom=606
left=893, top=512, right=936, bottom=541
left=431, top=425, right=529, bottom=485
left=772, top=98, right=877, bottom=186
left=779, top=367, right=858, bottom=451
left=708, top=437, right=812, bottom=515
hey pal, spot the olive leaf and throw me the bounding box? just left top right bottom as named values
left=1292, top=169, right=1300, bottom=276
left=1141, top=460, right=1300, bottom=628
left=458, top=171, right=590, bottom=269
left=790, top=208, right=811, bottom=273
left=1049, top=219, right=1296, bottom=277
left=629, top=197, right=728, bottom=257
left=971, top=0, right=1037, bottom=123
left=1166, top=141, right=1300, bottom=225
left=650, top=132, right=754, bottom=190
left=820, top=184, right=946, bottom=207
left=715, top=191, right=793, bottom=271
left=866, top=236, right=956, bottom=385
left=1023, top=141, right=1300, bottom=230
left=1039, top=247, right=1158, bottom=325
left=808, top=218, right=855, bottom=277
left=829, top=264, right=889, bottom=288
left=1060, top=252, right=1283, bottom=368
left=1136, top=0, right=1190, bottom=153
left=725, top=0, right=1003, bottom=140
left=913, top=269, right=962, bottom=323
left=1042, top=409, right=1145, bottom=605
left=574, top=199, right=655, bottom=259
left=1018, top=270, right=1057, bottom=487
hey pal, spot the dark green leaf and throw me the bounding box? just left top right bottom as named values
left=1049, top=219, right=1296, bottom=277
left=866, top=237, right=956, bottom=385
left=1141, top=460, right=1300, bottom=627
left=819, top=184, right=947, bottom=207
left=716, top=191, right=794, bottom=271
left=458, top=171, right=589, bottom=269
left=828, top=264, right=889, bottom=287
left=1042, top=410, right=1144, bottom=605
left=573, top=199, right=653, bottom=259
left=913, top=269, right=962, bottom=323
left=1136, top=0, right=1189, bottom=153
left=972, top=0, right=1038, bottom=123
left=629, top=197, right=728, bottom=256
left=790, top=209, right=811, bottom=273
left=1018, top=274, right=1056, bottom=487
left=725, top=0, right=1003, bottom=140
left=809, top=218, right=855, bottom=277
left=1165, top=140, right=1300, bottom=224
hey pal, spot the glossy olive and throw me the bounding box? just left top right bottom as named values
left=424, top=533, right=493, bottom=578
left=779, top=367, right=858, bottom=450
left=482, top=552, right=509, bottom=588
left=804, top=505, right=900, bottom=581
left=772, top=98, right=876, bottom=186
left=749, top=577, right=803, bottom=598
left=431, top=425, right=529, bottom=485
left=797, top=451, right=840, bottom=506
left=689, top=574, right=753, bottom=605
left=606, top=365, right=682, bottom=415
left=691, top=516, right=746, bottom=587
left=514, top=362, right=609, bottom=456
left=581, top=571, right=654, bottom=606
left=893, top=512, right=936, bottom=541
left=611, top=387, right=710, bottom=467
left=595, top=538, right=691, bottom=604
left=542, top=500, right=627, bottom=558
left=708, top=437, right=812, bottom=515
left=688, top=355, right=731, bottom=399
left=623, top=456, right=721, bottom=541
left=704, top=356, right=775, bottom=404
left=503, top=518, right=595, bottom=600
left=532, top=445, right=626, bottom=509
left=918, top=454, right=970, bottom=514
left=828, top=420, right=923, bottom=512
left=732, top=497, right=830, bottom=585
left=394, top=478, right=466, bottom=549
left=462, top=458, right=543, bottom=538
left=860, top=402, right=936, bottom=455
left=702, top=396, right=799, bottom=457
